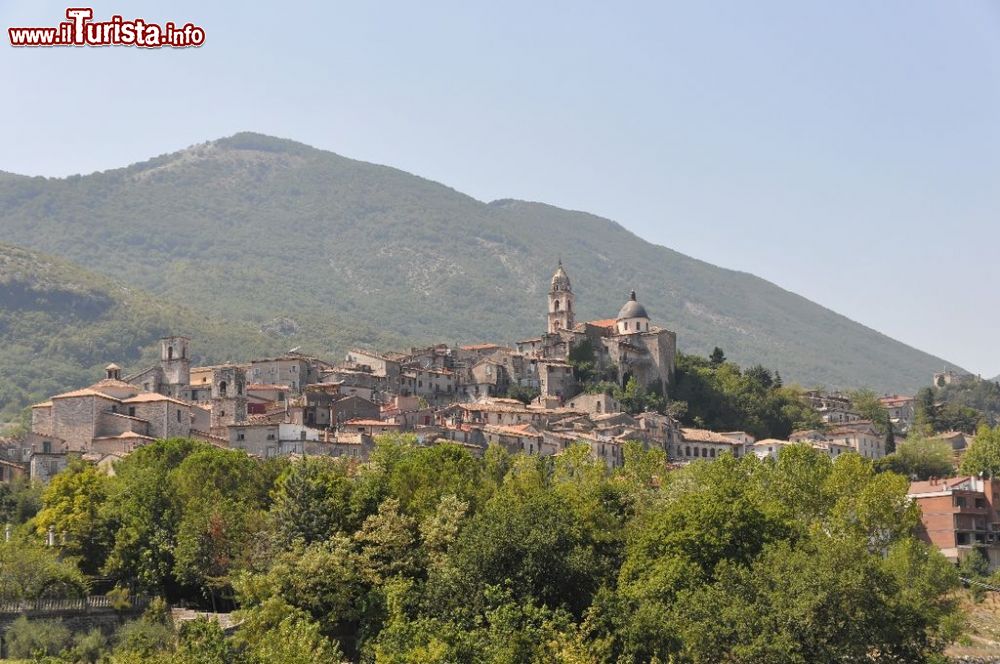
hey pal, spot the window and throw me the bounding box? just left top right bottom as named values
left=128, top=407, right=136, bottom=417
left=685, top=445, right=690, bottom=456
left=956, top=496, right=967, bottom=508
left=42, top=441, right=52, bottom=454
left=237, top=433, right=245, bottom=441
left=267, top=434, right=276, bottom=441
left=976, top=498, right=987, bottom=509
left=176, top=409, right=182, bottom=423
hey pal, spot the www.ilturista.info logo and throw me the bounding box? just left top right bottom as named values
left=8, top=8, right=205, bottom=48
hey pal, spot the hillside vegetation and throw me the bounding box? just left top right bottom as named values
left=0, top=244, right=278, bottom=419
left=0, top=133, right=959, bottom=392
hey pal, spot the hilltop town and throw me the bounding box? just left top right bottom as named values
left=2, top=262, right=908, bottom=481
left=5, top=262, right=999, bottom=579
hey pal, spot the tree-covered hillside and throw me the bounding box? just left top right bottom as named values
left=0, top=132, right=959, bottom=392
left=0, top=244, right=280, bottom=419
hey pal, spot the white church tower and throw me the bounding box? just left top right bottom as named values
left=548, top=261, right=575, bottom=334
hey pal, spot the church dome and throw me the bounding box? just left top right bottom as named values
left=550, top=262, right=571, bottom=292
left=617, top=291, right=648, bottom=320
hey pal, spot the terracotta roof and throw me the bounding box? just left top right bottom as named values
left=92, top=432, right=156, bottom=441
left=460, top=343, right=503, bottom=351
left=908, top=476, right=977, bottom=495
left=31, top=401, right=53, bottom=409
left=680, top=428, right=742, bottom=444
left=91, top=378, right=137, bottom=390
left=122, top=393, right=190, bottom=406
left=587, top=319, right=617, bottom=328
left=457, top=402, right=532, bottom=414
left=485, top=423, right=541, bottom=437
left=52, top=388, right=121, bottom=401
left=248, top=384, right=289, bottom=391
left=344, top=419, right=398, bottom=427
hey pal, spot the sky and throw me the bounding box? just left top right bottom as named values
left=2, top=1, right=998, bottom=377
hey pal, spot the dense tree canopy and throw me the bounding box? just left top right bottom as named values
left=668, top=351, right=823, bottom=439
left=5, top=435, right=965, bottom=662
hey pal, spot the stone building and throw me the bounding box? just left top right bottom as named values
left=517, top=263, right=677, bottom=399
left=210, top=366, right=248, bottom=433
left=248, top=354, right=329, bottom=393
left=126, top=337, right=192, bottom=400
left=27, top=364, right=200, bottom=457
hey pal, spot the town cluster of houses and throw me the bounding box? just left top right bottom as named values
left=0, top=262, right=987, bottom=571
left=0, top=263, right=904, bottom=485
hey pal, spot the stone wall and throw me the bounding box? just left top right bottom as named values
left=52, top=396, right=103, bottom=451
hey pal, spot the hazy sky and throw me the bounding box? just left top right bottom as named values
left=2, top=1, right=998, bottom=378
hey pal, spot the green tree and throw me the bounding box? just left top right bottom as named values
left=0, top=539, right=88, bottom=600
left=174, top=617, right=239, bottom=664
left=33, top=458, right=112, bottom=574
left=5, top=616, right=72, bottom=659
left=709, top=346, right=726, bottom=366
left=849, top=388, right=890, bottom=434
left=0, top=476, right=42, bottom=526
left=960, top=424, right=1000, bottom=478
left=876, top=434, right=954, bottom=480
left=269, top=457, right=353, bottom=545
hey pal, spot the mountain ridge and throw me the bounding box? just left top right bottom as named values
left=0, top=131, right=962, bottom=393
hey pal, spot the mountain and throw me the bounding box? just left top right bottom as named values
left=0, top=243, right=278, bottom=419
left=0, top=132, right=960, bottom=396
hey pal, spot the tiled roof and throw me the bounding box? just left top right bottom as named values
left=92, top=432, right=156, bottom=441
left=52, top=388, right=121, bottom=401
left=122, top=393, right=190, bottom=406
left=460, top=343, right=503, bottom=351
left=586, top=319, right=617, bottom=328
left=680, top=428, right=741, bottom=444
left=908, top=476, right=976, bottom=494
left=344, top=419, right=398, bottom=427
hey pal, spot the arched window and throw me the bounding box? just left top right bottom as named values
left=168, top=346, right=174, bottom=360
left=554, top=300, right=560, bottom=311
left=219, top=380, right=228, bottom=397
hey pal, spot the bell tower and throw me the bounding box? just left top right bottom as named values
left=210, top=365, right=247, bottom=433
left=548, top=260, right=575, bottom=334
left=160, top=336, right=191, bottom=398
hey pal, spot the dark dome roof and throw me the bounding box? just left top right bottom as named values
left=617, top=291, right=649, bottom=320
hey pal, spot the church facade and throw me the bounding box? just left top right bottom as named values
left=517, top=262, right=677, bottom=400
